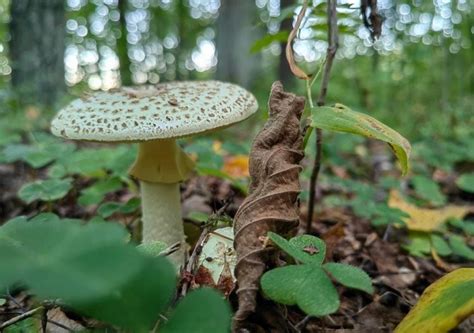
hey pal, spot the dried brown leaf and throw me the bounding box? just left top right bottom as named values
left=233, top=81, right=305, bottom=329
left=285, top=1, right=310, bottom=80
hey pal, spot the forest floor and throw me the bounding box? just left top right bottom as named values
left=0, top=124, right=473, bottom=332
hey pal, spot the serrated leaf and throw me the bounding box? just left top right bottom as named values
left=456, top=173, right=474, bottom=193
left=323, top=263, right=374, bottom=294
left=449, top=235, right=474, bottom=260
left=310, top=104, right=411, bottom=175
left=430, top=234, right=452, bottom=257
left=404, top=232, right=431, bottom=257
left=0, top=218, right=176, bottom=332
left=412, top=175, right=446, bottom=206
left=268, top=232, right=326, bottom=265
left=261, top=265, right=339, bottom=316
left=18, top=178, right=72, bottom=203
left=160, top=288, right=232, bottom=333
left=395, top=268, right=474, bottom=333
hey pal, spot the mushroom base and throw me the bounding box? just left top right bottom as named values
left=140, top=180, right=186, bottom=266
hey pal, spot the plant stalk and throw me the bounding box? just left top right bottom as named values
left=306, top=0, right=339, bottom=233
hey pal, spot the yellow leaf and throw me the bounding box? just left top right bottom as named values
left=212, top=140, right=223, bottom=154
left=388, top=190, right=473, bottom=232
left=395, top=268, right=474, bottom=333
left=222, top=155, right=249, bottom=179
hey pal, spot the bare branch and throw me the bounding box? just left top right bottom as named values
left=306, top=0, right=339, bottom=233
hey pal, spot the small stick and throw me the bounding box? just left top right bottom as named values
left=0, top=306, right=43, bottom=330
left=306, top=0, right=339, bottom=233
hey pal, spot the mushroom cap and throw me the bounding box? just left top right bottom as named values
left=51, top=81, right=258, bottom=142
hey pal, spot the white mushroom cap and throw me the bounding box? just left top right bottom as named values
left=51, top=81, right=258, bottom=142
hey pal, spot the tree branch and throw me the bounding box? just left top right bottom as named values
left=306, top=0, right=338, bottom=233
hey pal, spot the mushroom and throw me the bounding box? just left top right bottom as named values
left=51, top=81, right=258, bottom=266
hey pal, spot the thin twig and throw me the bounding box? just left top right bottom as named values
left=0, top=306, right=44, bottom=330
left=306, top=0, right=339, bottom=234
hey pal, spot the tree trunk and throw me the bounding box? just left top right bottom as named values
left=9, top=0, right=66, bottom=107
left=278, top=0, right=294, bottom=86
left=117, top=0, right=132, bottom=86
left=216, top=0, right=259, bottom=88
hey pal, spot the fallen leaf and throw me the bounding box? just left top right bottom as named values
left=388, top=190, right=473, bottom=232
left=395, top=268, right=474, bottom=333
left=198, top=227, right=236, bottom=286
left=222, top=155, right=249, bottom=178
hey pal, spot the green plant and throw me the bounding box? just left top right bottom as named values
left=260, top=232, right=373, bottom=317
left=0, top=216, right=231, bottom=332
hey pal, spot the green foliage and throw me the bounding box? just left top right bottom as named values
left=395, top=269, right=474, bottom=333
left=323, top=263, right=374, bottom=294
left=456, top=173, right=474, bottom=193
left=404, top=231, right=474, bottom=261
left=310, top=104, right=411, bottom=175
left=250, top=31, right=289, bottom=53
left=0, top=216, right=231, bottom=332
left=160, top=288, right=232, bottom=333
left=97, top=198, right=140, bottom=218
left=137, top=241, right=168, bottom=257
left=411, top=175, right=446, bottom=206
left=261, top=233, right=373, bottom=317
left=18, top=178, right=72, bottom=203
left=78, top=177, right=123, bottom=206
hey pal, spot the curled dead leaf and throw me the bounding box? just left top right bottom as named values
left=233, top=81, right=305, bottom=329
left=285, top=0, right=310, bottom=80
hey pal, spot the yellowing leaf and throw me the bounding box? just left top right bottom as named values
left=310, top=104, right=411, bottom=175
left=222, top=155, right=249, bottom=178
left=395, top=268, right=474, bottom=333
left=212, top=140, right=223, bottom=154
left=388, top=190, right=473, bottom=232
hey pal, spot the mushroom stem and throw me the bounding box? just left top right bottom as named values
left=129, top=139, right=194, bottom=267
left=140, top=180, right=185, bottom=265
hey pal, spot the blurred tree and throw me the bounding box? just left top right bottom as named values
left=9, top=0, right=65, bottom=106
left=278, top=0, right=293, bottom=86
left=117, top=0, right=132, bottom=86
left=216, top=0, right=260, bottom=88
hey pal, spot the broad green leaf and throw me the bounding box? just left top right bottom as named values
left=456, top=173, right=474, bottom=193
left=268, top=232, right=326, bottom=265
left=412, top=175, right=446, bottom=206
left=323, top=263, right=374, bottom=294
left=250, top=31, right=289, bottom=53
left=310, top=104, right=411, bottom=175
left=18, top=178, right=72, bottom=203
left=160, top=288, right=232, bottom=333
left=261, top=265, right=339, bottom=316
left=288, top=235, right=326, bottom=265
left=395, top=268, right=474, bottom=333
left=449, top=235, right=474, bottom=260
left=78, top=177, right=123, bottom=206
left=0, top=218, right=176, bottom=332
left=430, top=234, right=452, bottom=257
